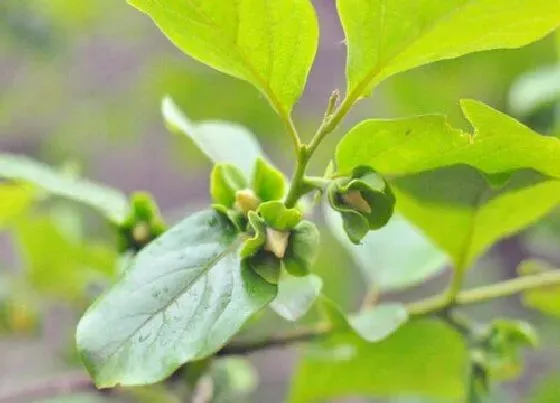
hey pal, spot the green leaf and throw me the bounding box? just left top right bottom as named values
left=391, top=166, right=560, bottom=270
left=348, top=303, right=408, bottom=343
left=162, top=97, right=264, bottom=177
left=518, top=260, right=560, bottom=317
left=0, top=183, right=34, bottom=229
left=77, top=210, right=277, bottom=387
left=210, top=164, right=248, bottom=208
left=258, top=201, right=302, bottom=231
left=284, top=220, right=321, bottom=277
left=270, top=274, right=322, bottom=321
left=132, top=0, right=319, bottom=116
left=336, top=0, right=560, bottom=99
left=0, top=154, right=129, bottom=223
left=13, top=215, right=117, bottom=302
left=251, top=158, right=286, bottom=203
left=289, top=319, right=468, bottom=402
left=324, top=207, right=448, bottom=291
left=336, top=100, right=560, bottom=178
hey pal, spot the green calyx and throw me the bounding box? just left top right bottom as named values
left=211, top=158, right=287, bottom=230
left=117, top=192, right=166, bottom=253
left=328, top=166, right=396, bottom=244
left=240, top=202, right=319, bottom=284
left=474, top=319, right=538, bottom=382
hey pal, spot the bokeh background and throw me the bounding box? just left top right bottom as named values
left=1, top=1, right=560, bottom=402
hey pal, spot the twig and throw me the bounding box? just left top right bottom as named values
left=5, top=271, right=560, bottom=402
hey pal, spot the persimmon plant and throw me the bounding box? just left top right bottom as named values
left=1, top=1, right=560, bottom=402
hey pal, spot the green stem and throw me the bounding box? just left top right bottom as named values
left=284, top=146, right=311, bottom=208
left=408, top=270, right=560, bottom=316
left=284, top=94, right=357, bottom=208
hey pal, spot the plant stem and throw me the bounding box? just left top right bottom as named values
left=218, top=323, right=330, bottom=355
left=8, top=271, right=560, bottom=401
left=408, top=270, right=560, bottom=315
left=284, top=146, right=311, bottom=208
left=307, top=95, right=356, bottom=156
left=285, top=115, right=302, bottom=152
left=284, top=94, right=356, bottom=208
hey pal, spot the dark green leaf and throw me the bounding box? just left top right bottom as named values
left=77, top=210, right=277, bottom=387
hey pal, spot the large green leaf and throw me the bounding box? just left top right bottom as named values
left=0, top=154, right=128, bottom=223
left=162, top=97, right=264, bottom=177
left=336, top=100, right=560, bottom=178
left=392, top=166, right=560, bottom=270
left=289, top=319, right=467, bottom=402
left=324, top=206, right=447, bottom=291
left=77, top=210, right=276, bottom=387
left=130, top=0, right=319, bottom=117
left=336, top=0, right=560, bottom=99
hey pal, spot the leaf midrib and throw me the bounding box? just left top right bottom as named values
left=164, top=0, right=294, bottom=118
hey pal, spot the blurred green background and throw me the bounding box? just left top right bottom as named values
left=1, top=1, right=560, bottom=402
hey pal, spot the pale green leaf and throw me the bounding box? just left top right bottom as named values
left=270, top=274, right=322, bottom=321
left=336, top=100, right=560, bottom=178
left=131, top=0, right=319, bottom=116
left=77, top=210, right=276, bottom=387
left=289, top=319, right=468, bottom=402
left=348, top=303, right=408, bottom=343
left=392, top=166, right=560, bottom=270
left=162, top=97, right=264, bottom=177
left=324, top=206, right=448, bottom=290
left=337, top=0, right=560, bottom=98
left=0, top=154, right=128, bottom=223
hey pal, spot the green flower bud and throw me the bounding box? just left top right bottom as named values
left=210, top=159, right=288, bottom=231
left=328, top=166, right=396, bottom=244
left=478, top=319, right=538, bottom=380
left=240, top=203, right=319, bottom=283
left=118, top=192, right=166, bottom=253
